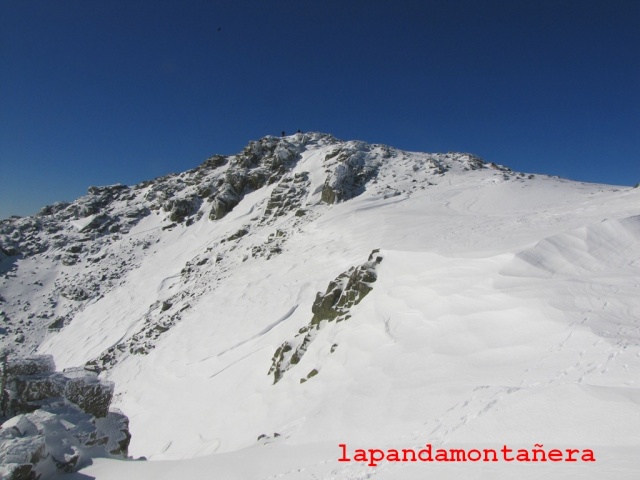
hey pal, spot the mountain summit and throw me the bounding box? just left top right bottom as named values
left=0, top=132, right=501, bottom=357
left=1, top=133, right=640, bottom=478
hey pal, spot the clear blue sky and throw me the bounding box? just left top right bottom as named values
left=1, top=0, right=638, bottom=219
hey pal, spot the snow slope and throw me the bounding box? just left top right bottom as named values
left=2, top=133, right=639, bottom=478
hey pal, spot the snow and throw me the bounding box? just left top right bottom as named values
left=68, top=215, right=98, bottom=232
left=3, top=133, right=640, bottom=478
left=61, top=443, right=640, bottom=480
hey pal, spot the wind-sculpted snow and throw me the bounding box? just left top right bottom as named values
left=1, top=133, right=640, bottom=478
left=505, top=215, right=640, bottom=278
left=499, top=215, right=640, bottom=349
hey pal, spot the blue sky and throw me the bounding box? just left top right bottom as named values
left=1, top=0, right=638, bottom=219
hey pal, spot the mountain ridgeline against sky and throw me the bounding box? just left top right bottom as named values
left=0, top=132, right=496, bottom=357
left=1, top=132, right=640, bottom=479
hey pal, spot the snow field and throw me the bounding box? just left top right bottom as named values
left=23, top=136, right=640, bottom=478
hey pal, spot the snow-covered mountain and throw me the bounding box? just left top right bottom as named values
left=1, top=132, right=640, bottom=479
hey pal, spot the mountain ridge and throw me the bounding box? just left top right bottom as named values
left=0, top=132, right=507, bottom=359
left=1, top=133, right=640, bottom=478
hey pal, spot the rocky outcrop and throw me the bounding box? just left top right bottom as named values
left=319, top=143, right=391, bottom=204
left=308, top=250, right=382, bottom=326
left=269, top=250, right=383, bottom=384
left=207, top=136, right=303, bottom=221
left=164, top=197, right=202, bottom=224
left=263, top=172, right=310, bottom=220
left=0, top=355, right=131, bottom=478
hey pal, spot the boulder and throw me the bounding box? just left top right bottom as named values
left=0, top=355, right=131, bottom=477
left=14, top=373, right=66, bottom=404
left=65, top=376, right=114, bottom=418
left=3, top=356, right=55, bottom=378
left=0, top=463, right=38, bottom=480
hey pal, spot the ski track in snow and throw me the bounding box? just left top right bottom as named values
left=202, top=305, right=299, bottom=361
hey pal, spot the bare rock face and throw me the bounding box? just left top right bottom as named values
left=0, top=355, right=131, bottom=478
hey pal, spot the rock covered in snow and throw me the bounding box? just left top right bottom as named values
left=0, top=355, right=131, bottom=478
left=269, top=249, right=383, bottom=384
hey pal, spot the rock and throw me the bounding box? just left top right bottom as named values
left=38, top=202, right=69, bottom=216
left=320, top=183, right=336, bottom=204
left=79, top=214, right=108, bottom=233
left=164, top=197, right=201, bottom=223
left=0, top=355, right=131, bottom=476
left=1, top=415, right=40, bottom=437
left=0, top=463, right=38, bottom=480
left=60, top=285, right=90, bottom=301
left=52, top=445, right=80, bottom=473
left=0, top=429, right=47, bottom=466
left=320, top=144, right=382, bottom=204
left=97, top=411, right=131, bottom=456
left=264, top=173, right=310, bottom=219
left=67, top=244, right=83, bottom=254
left=227, top=228, right=249, bottom=241
left=202, top=154, right=228, bottom=169
left=4, top=356, right=55, bottom=378
left=269, top=250, right=383, bottom=383
left=14, top=373, right=66, bottom=404
left=0, top=245, right=20, bottom=257
left=210, top=191, right=240, bottom=221
left=65, top=376, right=113, bottom=418
left=47, top=317, right=65, bottom=331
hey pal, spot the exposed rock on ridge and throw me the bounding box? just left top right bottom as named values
left=0, top=133, right=503, bottom=369
left=269, top=250, right=383, bottom=384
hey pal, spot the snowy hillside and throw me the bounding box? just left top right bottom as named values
left=1, top=132, right=640, bottom=479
